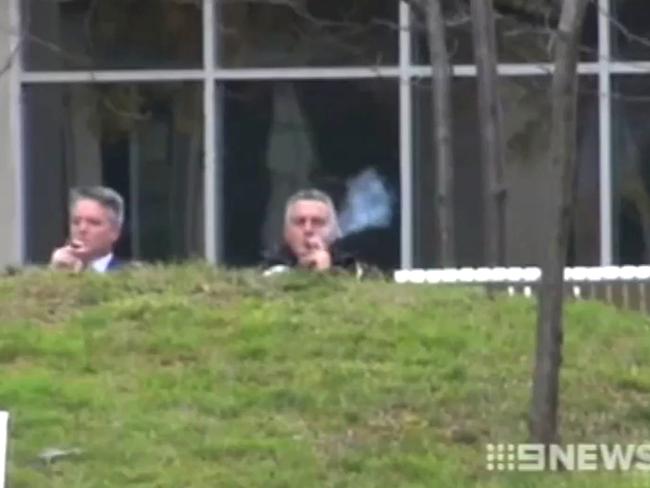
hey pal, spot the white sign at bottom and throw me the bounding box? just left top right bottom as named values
left=0, top=411, right=8, bottom=488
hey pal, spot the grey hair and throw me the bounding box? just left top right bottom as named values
left=284, top=188, right=342, bottom=242
left=70, top=186, right=125, bottom=228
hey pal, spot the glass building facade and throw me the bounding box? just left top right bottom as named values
left=0, top=0, right=648, bottom=269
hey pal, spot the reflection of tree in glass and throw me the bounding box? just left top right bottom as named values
left=88, top=0, right=201, bottom=67
left=219, top=0, right=397, bottom=67
left=22, top=0, right=202, bottom=69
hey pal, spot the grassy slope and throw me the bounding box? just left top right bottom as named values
left=2, top=265, right=650, bottom=487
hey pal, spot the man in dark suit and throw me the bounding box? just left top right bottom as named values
left=263, top=189, right=367, bottom=277
left=49, top=186, right=126, bottom=273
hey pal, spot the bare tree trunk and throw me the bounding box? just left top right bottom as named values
left=529, top=0, right=589, bottom=445
left=426, top=0, right=455, bottom=267
left=470, top=0, right=507, bottom=266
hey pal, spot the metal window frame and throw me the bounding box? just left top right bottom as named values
left=599, top=0, right=613, bottom=265
left=9, top=0, right=24, bottom=265
left=399, top=1, right=413, bottom=269
left=10, top=0, right=647, bottom=268
left=204, top=0, right=218, bottom=263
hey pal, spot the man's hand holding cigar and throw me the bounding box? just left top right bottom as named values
left=298, top=235, right=332, bottom=271
left=49, top=239, right=89, bottom=272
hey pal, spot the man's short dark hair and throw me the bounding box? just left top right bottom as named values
left=69, top=186, right=124, bottom=227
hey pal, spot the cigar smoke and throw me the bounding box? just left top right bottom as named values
left=338, top=168, right=393, bottom=237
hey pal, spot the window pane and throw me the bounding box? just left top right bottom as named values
left=221, top=80, right=400, bottom=269
left=413, top=1, right=598, bottom=65
left=23, top=0, right=203, bottom=70
left=218, top=0, right=398, bottom=67
left=24, top=82, right=204, bottom=263
left=612, top=0, right=650, bottom=60
left=412, top=76, right=599, bottom=267
left=612, top=76, right=650, bottom=264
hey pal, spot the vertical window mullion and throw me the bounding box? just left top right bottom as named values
left=599, top=0, right=613, bottom=264
left=10, top=0, right=25, bottom=264
left=203, top=0, right=219, bottom=263
left=399, top=0, right=414, bottom=269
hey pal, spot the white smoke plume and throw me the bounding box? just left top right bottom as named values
left=338, top=167, right=393, bottom=237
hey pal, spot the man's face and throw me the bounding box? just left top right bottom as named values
left=284, top=199, right=334, bottom=258
left=69, top=198, right=121, bottom=260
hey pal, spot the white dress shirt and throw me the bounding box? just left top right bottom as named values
left=90, top=253, right=113, bottom=273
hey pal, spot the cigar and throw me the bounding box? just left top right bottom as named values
left=66, top=239, right=83, bottom=250
left=305, top=236, right=326, bottom=251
